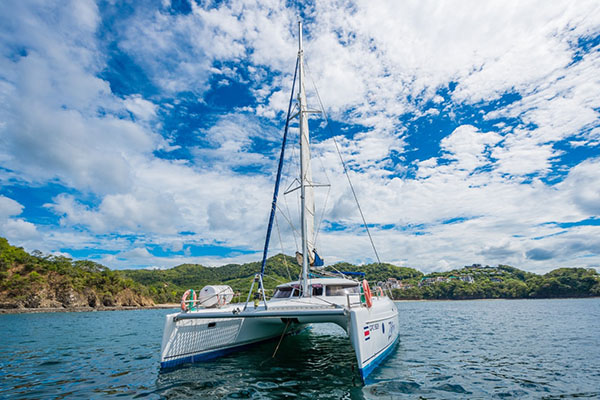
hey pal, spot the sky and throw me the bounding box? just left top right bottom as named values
left=1, top=0, right=600, bottom=273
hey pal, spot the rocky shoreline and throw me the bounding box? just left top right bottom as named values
left=0, top=303, right=179, bottom=314
left=1, top=281, right=157, bottom=311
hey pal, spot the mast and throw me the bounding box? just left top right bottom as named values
left=297, top=21, right=314, bottom=297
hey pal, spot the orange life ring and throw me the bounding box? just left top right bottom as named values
left=181, top=289, right=197, bottom=311
left=376, top=286, right=384, bottom=297
left=362, top=280, right=373, bottom=308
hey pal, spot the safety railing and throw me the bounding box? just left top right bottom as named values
left=346, top=293, right=363, bottom=308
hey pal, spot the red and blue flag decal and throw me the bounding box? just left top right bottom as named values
left=363, top=325, right=370, bottom=341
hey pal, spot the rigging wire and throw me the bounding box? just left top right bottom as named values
left=276, top=203, right=300, bottom=246
left=263, top=274, right=288, bottom=285
left=281, top=103, right=302, bottom=253
left=287, top=59, right=333, bottom=252
left=311, top=137, right=332, bottom=247
left=260, top=57, right=299, bottom=278
left=279, top=105, right=301, bottom=254
left=306, top=109, right=332, bottom=249
left=313, top=184, right=331, bottom=246
left=274, top=214, right=292, bottom=280
left=304, top=59, right=383, bottom=266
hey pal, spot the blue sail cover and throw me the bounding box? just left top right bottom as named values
left=333, top=271, right=365, bottom=277
left=313, top=250, right=324, bottom=267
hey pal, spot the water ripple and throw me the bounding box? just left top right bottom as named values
left=0, top=299, right=599, bottom=399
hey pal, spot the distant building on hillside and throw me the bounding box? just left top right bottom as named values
left=418, top=277, right=435, bottom=287
left=419, top=276, right=452, bottom=286
left=391, top=280, right=414, bottom=290
left=385, top=278, right=400, bottom=289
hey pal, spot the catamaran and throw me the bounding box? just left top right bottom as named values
left=160, top=21, right=399, bottom=382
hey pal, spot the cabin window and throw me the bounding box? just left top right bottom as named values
left=326, top=284, right=359, bottom=296
left=273, top=287, right=292, bottom=298
left=291, top=285, right=303, bottom=297
left=311, top=284, right=323, bottom=296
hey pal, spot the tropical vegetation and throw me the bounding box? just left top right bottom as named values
left=0, top=237, right=152, bottom=309
left=1, top=237, right=598, bottom=309
left=389, top=264, right=600, bottom=300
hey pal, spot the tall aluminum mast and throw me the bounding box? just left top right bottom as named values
left=297, top=21, right=314, bottom=297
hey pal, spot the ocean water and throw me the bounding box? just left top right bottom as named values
left=0, top=298, right=599, bottom=399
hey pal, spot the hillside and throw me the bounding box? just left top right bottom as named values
left=389, top=264, right=600, bottom=300
left=0, top=238, right=153, bottom=310
left=120, top=256, right=424, bottom=303
left=120, top=254, right=303, bottom=303
left=324, top=262, right=423, bottom=282
left=1, top=236, right=599, bottom=310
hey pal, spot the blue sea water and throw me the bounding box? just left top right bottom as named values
left=0, top=298, right=599, bottom=399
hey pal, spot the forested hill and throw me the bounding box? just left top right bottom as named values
left=119, top=256, right=424, bottom=303
left=389, top=264, right=600, bottom=300
left=1, top=236, right=599, bottom=310
left=0, top=237, right=153, bottom=310
left=119, top=254, right=304, bottom=304
left=124, top=259, right=599, bottom=302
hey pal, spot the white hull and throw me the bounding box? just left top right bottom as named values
left=160, top=20, right=399, bottom=383
left=160, top=294, right=398, bottom=381
left=348, top=297, right=399, bottom=379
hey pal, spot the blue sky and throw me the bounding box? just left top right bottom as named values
left=1, top=0, right=599, bottom=273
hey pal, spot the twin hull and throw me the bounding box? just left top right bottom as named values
left=160, top=297, right=399, bottom=380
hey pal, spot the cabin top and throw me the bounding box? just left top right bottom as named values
left=272, top=277, right=360, bottom=298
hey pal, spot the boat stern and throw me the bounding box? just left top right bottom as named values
left=348, top=298, right=399, bottom=381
